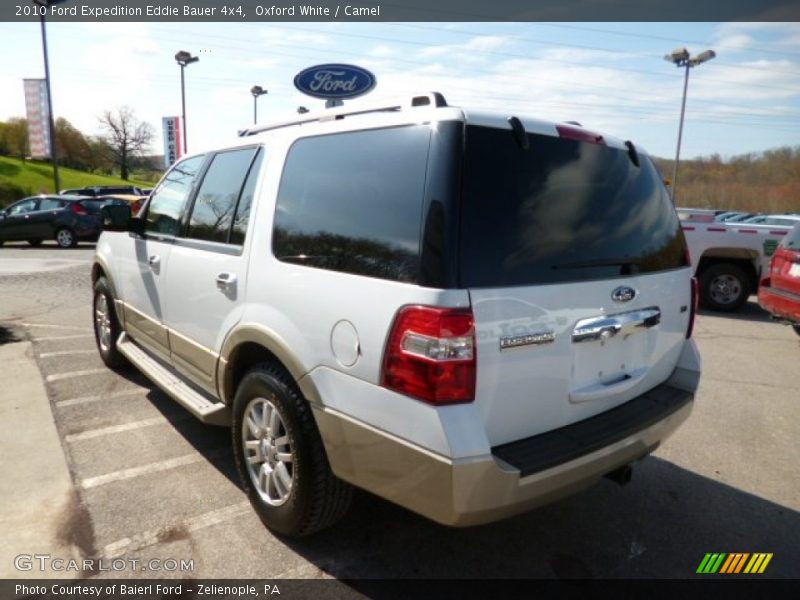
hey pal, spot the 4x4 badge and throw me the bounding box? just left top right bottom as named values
left=611, top=286, right=637, bottom=303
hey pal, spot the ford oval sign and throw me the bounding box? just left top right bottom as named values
left=294, top=64, right=376, bottom=100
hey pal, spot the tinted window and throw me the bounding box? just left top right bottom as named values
left=460, top=126, right=688, bottom=287
left=145, top=155, right=205, bottom=236
left=80, top=200, right=108, bottom=214
left=230, top=150, right=264, bottom=246
left=39, top=198, right=65, bottom=210
left=8, top=199, right=37, bottom=215
left=187, top=148, right=257, bottom=243
left=273, top=126, right=431, bottom=283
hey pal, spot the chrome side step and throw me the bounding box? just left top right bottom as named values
left=117, top=332, right=231, bottom=426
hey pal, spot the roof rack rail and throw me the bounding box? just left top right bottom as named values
left=238, top=92, right=448, bottom=137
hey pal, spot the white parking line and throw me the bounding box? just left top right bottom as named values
left=56, top=388, right=144, bottom=407
left=65, top=414, right=192, bottom=442
left=36, top=334, right=94, bottom=341
left=46, top=368, right=108, bottom=382
left=80, top=448, right=227, bottom=490
left=103, top=501, right=250, bottom=559
left=39, top=349, right=97, bottom=358
left=22, top=322, right=92, bottom=332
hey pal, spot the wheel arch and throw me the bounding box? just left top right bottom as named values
left=696, top=250, right=759, bottom=293
left=92, top=259, right=125, bottom=327
left=218, top=325, right=319, bottom=408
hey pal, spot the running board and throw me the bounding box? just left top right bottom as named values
left=117, top=332, right=231, bottom=426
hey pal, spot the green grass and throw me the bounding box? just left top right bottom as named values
left=0, top=156, right=151, bottom=195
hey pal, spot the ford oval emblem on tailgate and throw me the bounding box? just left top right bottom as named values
left=293, top=64, right=377, bottom=100
left=611, top=286, right=637, bottom=303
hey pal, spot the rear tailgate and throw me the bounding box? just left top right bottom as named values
left=460, top=123, right=692, bottom=446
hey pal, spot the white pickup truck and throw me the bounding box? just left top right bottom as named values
left=681, top=220, right=790, bottom=311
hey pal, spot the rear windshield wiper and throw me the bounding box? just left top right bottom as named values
left=552, top=258, right=641, bottom=272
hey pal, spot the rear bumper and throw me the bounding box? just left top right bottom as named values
left=759, top=284, right=800, bottom=323
left=313, top=383, right=694, bottom=527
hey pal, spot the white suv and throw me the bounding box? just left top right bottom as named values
left=92, top=93, right=701, bottom=536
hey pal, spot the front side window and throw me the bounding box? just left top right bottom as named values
left=8, top=199, right=37, bottom=215
left=273, top=126, right=431, bottom=283
left=187, top=147, right=258, bottom=244
left=145, top=155, right=205, bottom=236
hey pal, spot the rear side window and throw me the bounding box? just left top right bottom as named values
left=273, top=126, right=431, bottom=283
left=187, top=147, right=258, bottom=244
left=145, top=155, right=205, bottom=236
left=460, top=126, right=688, bottom=287
left=39, top=198, right=65, bottom=210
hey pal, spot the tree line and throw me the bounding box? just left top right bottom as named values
left=652, top=147, right=800, bottom=213
left=0, top=106, right=160, bottom=181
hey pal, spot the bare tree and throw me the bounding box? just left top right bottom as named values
left=98, top=106, right=154, bottom=180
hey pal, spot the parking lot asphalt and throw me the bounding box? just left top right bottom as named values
left=0, top=242, right=798, bottom=581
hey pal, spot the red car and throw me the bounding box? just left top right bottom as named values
left=759, top=222, right=800, bottom=336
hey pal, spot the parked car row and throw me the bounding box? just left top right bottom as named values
left=0, top=194, right=130, bottom=248
left=677, top=207, right=800, bottom=227
left=60, top=185, right=152, bottom=198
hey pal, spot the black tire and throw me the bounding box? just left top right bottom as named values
left=55, top=227, right=77, bottom=248
left=232, top=363, right=352, bottom=537
left=793, top=324, right=800, bottom=337
left=92, top=277, right=127, bottom=368
left=698, top=263, right=750, bottom=312
left=27, top=239, right=43, bottom=247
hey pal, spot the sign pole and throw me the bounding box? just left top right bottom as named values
left=39, top=12, right=60, bottom=192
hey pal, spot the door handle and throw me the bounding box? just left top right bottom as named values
left=148, top=255, right=160, bottom=269
left=216, top=272, right=237, bottom=290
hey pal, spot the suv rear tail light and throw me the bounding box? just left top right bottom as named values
left=70, top=202, right=88, bottom=216
left=687, top=277, right=698, bottom=338
left=381, top=305, right=476, bottom=405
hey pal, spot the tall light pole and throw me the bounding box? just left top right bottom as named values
left=33, top=0, right=70, bottom=193
left=664, top=47, right=716, bottom=202
left=250, top=86, right=268, bottom=125
left=174, top=50, right=198, bottom=154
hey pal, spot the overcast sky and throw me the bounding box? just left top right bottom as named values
left=0, top=21, right=798, bottom=159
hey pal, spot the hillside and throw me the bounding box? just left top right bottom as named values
left=652, top=147, right=800, bottom=213
left=0, top=156, right=151, bottom=207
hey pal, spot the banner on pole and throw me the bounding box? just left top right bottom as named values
left=162, top=116, right=182, bottom=168
left=23, top=78, right=52, bottom=159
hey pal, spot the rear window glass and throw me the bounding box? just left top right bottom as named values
left=460, top=126, right=688, bottom=288
left=80, top=200, right=107, bottom=213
